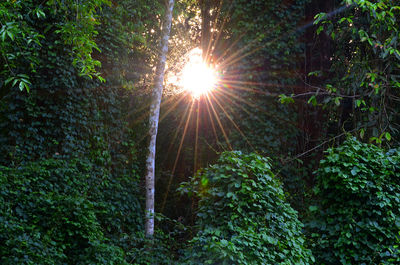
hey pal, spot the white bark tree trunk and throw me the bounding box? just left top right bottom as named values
left=144, top=0, right=175, bottom=237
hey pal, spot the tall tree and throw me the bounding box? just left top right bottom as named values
left=144, top=0, right=175, bottom=237
left=200, top=0, right=211, bottom=60
left=200, top=0, right=220, bottom=62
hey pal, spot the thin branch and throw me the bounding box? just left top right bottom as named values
left=283, top=127, right=359, bottom=165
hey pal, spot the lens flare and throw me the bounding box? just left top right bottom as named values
left=178, top=48, right=217, bottom=98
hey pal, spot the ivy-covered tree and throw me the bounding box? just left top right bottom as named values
left=180, top=151, right=314, bottom=264
left=309, top=138, right=400, bottom=264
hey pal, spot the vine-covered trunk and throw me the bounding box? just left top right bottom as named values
left=144, top=0, right=175, bottom=237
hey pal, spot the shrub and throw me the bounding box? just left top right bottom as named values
left=0, top=159, right=128, bottom=265
left=180, top=151, right=314, bottom=265
left=127, top=228, right=179, bottom=265
left=309, top=138, right=400, bottom=264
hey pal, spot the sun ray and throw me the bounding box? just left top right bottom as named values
left=159, top=93, right=187, bottom=123
left=213, top=31, right=247, bottom=65
left=212, top=19, right=283, bottom=67
left=216, top=88, right=276, bottom=118
left=212, top=19, right=285, bottom=68
left=161, top=100, right=195, bottom=213
left=204, top=96, right=222, bottom=150
left=210, top=92, right=256, bottom=152
left=214, top=18, right=303, bottom=70
left=194, top=100, right=200, bottom=173
left=127, top=92, right=181, bottom=123
left=206, top=0, right=233, bottom=62
left=216, top=89, right=264, bottom=122
left=125, top=95, right=189, bottom=152
left=203, top=0, right=222, bottom=63
left=218, top=81, right=278, bottom=96
left=220, top=77, right=305, bottom=90
left=215, top=90, right=292, bottom=140
left=215, top=87, right=261, bottom=110
left=205, top=93, right=232, bottom=150
left=160, top=98, right=193, bottom=167
left=216, top=88, right=299, bottom=127
left=215, top=89, right=285, bottom=136
left=216, top=90, right=253, bottom=116
left=219, top=45, right=265, bottom=69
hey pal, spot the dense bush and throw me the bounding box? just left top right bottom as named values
left=0, top=159, right=180, bottom=265
left=127, top=227, right=181, bottom=265
left=309, top=138, right=400, bottom=264
left=180, top=151, right=314, bottom=265
left=0, top=159, right=130, bottom=264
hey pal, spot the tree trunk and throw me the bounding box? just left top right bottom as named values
left=201, top=0, right=211, bottom=61
left=144, top=0, right=175, bottom=237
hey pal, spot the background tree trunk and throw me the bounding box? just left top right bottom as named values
left=144, top=0, right=175, bottom=237
left=201, top=0, right=211, bottom=61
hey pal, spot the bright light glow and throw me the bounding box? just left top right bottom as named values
left=179, top=48, right=217, bottom=98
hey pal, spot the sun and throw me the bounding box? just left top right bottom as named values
left=177, top=48, right=218, bottom=98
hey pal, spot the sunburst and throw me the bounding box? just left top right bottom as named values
left=172, top=48, right=219, bottom=99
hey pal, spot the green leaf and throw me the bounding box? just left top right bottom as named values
left=279, top=94, right=294, bottom=104
left=394, top=50, right=400, bottom=60
left=334, top=97, right=341, bottom=106
left=308, top=95, right=317, bottom=106
left=317, top=25, right=324, bottom=34
left=351, top=167, right=358, bottom=176
left=4, top=77, right=14, bottom=85
left=385, top=132, right=391, bottom=141
left=6, top=30, right=14, bottom=41
left=18, top=81, right=24, bottom=91
left=360, top=128, right=365, bottom=139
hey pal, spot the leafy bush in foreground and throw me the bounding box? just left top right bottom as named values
left=0, top=159, right=128, bottom=264
left=180, top=151, right=314, bottom=265
left=309, top=138, right=400, bottom=264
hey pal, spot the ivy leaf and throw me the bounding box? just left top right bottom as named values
left=308, top=95, right=317, bottom=106
left=351, top=166, right=358, bottom=176
left=385, top=132, right=391, bottom=141
left=279, top=94, right=294, bottom=104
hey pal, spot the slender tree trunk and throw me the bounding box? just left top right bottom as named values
left=144, top=0, right=175, bottom=237
left=201, top=0, right=211, bottom=61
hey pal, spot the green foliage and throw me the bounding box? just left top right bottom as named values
left=309, top=138, right=400, bottom=264
left=0, top=0, right=108, bottom=91
left=196, top=0, right=309, bottom=156
left=0, top=159, right=128, bottom=264
left=128, top=228, right=180, bottom=265
left=0, top=1, right=154, bottom=263
left=180, top=151, right=314, bottom=265
left=0, top=0, right=44, bottom=91
left=95, top=0, right=163, bottom=86
left=48, top=0, right=110, bottom=79
left=4, top=0, right=400, bottom=264
left=213, top=0, right=312, bottom=210
left=313, top=0, right=400, bottom=141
